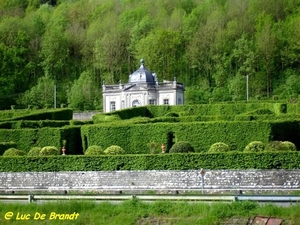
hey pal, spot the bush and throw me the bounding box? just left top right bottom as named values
left=3, top=148, right=26, bottom=156
left=244, top=141, right=265, bottom=152
left=281, top=141, right=297, bottom=151
left=85, top=145, right=104, bottom=155
left=208, top=142, right=230, bottom=153
left=104, top=145, right=125, bottom=155
left=27, top=147, right=42, bottom=156
left=40, top=146, right=60, bottom=156
left=169, top=141, right=194, bottom=153
left=265, top=141, right=297, bottom=152
left=147, top=142, right=161, bottom=154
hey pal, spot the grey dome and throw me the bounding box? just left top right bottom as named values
left=128, top=59, right=155, bottom=83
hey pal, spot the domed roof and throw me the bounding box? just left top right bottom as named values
left=128, top=59, right=155, bottom=83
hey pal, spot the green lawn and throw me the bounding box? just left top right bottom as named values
left=0, top=200, right=299, bottom=225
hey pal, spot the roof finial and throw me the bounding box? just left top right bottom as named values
left=140, top=59, right=145, bottom=65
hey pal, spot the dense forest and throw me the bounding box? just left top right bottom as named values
left=1, top=0, right=300, bottom=110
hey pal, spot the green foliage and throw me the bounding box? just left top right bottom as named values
left=208, top=142, right=230, bottom=153
left=18, top=76, right=56, bottom=109
left=147, top=142, right=161, bottom=154
left=244, top=141, right=265, bottom=152
left=3, top=148, right=26, bottom=156
left=0, top=152, right=300, bottom=171
left=164, top=112, right=179, bottom=117
left=169, top=141, right=194, bottom=153
left=84, top=145, right=104, bottom=155
left=27, top=147, right=42, bottom=156
left=67, top=71, right=102, bottom=111
left=0, top=127, right=62, bottom=153
left=265, top=141, right=297, bottom=152
left=2, top=0, right=300, bottom=106
left=104, top=145, right=125, bottom=155
left=0, top=108, right=73, bottom=121
left=281, top=141, right=297, bottom=151
left=0, top=141, right=16, bottom=155
left=0, top=200, right=298, bottom=225
left=39, top=146, right=60, bottom=156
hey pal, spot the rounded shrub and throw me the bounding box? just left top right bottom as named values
left=169, top=141, right=194, bottom=153
left=3, top=148, right=26, bottom=156
left=208, top=142, right=230, bottom=153
left=40, top=146, right=60, bottom=156
left=147, top=142, right=161, bottom=154
left=265, top=141, right=282, bottom=152
left=84, top=145, right=104, bottom=155
left=27, top=147, right=42, bottom=156
left=266, top=141, right=296, bottom=152
left=104, top=145, right=125, bottom=155
left=281, top=141, right=297, bottom=151
left=244, top=141, right=265, bottom=152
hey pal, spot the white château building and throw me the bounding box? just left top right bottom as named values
left=102, top=59, right=185, bottom=113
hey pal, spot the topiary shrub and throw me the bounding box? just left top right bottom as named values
left=27, top=147, right=42, bottom=156
left=40, top=146, right=60, bottom=156
left=147, top=142, right=161, bottom=154
left=208, top=142, right=230, bottom=153
left=84, top=145, right=104, bottom=155
left=169, top=141, right=194, bottom=153
left=266, top=141, right=297, bottom=152
left=244, top=141, right=265, bottom=152
left=281, top=141, right=297, bottom=151
left=104, top=145, right=125, bottom=155
left=265, top=141, right=297, bottom=152
left=3, top=148, right=26, bottom=157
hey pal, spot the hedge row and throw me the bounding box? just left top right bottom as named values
left=0, top=126, right=83, bottom=154
left=0, top=152, right=299, bottom=172
left=0, top=120, right=70, bottom=129
left=81, top=121, right=274, bottom=153
left=92, top=103, right=293, bottom=123
left=0, top=108, right=73, bottom=121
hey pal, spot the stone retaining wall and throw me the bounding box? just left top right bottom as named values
left=0, top=170, right=299, bottom=192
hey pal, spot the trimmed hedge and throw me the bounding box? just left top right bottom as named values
left=0, top=108, right=73, bottom=121
left=0, top=120, right=70, bottom=129
left=3, top=148, right=26, bottom=157
left=92, top=103, right=295, bottom=123
left=0, top=128, right=61, bottom=152
left=0, top=152, right=299, bottom=172
left=81, top=121, right=273, bottom=153
left=0, top=126, right=83, bottom=154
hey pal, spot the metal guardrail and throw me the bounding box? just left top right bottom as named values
left=0, top=194, right=299, bottom=204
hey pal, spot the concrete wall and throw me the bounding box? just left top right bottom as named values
left=72, top=112, right=98, bottom=121
left=0, top=170, right=299, bottom=192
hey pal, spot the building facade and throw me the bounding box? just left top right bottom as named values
left=102, top=59, right=185, bottom=113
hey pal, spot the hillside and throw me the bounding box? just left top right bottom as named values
left=1, top=0, right=300, bottom=111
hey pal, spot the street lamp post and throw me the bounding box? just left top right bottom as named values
left=246, top=74, right=250, bottom=102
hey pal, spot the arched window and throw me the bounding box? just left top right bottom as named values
left=132, top=99, right=141, bottom=107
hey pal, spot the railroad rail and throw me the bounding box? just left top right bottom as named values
left=0, top=194, right=300, bottom=205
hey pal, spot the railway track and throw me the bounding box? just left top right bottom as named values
left=0, top=193, right=299, bottom=206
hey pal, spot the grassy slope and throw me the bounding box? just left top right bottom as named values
left=0, top=200, right=299, bottom=225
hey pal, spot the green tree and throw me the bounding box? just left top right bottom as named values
left=40, top=3, right=70, bottom=81
left=135, top=28, right=182, bottom=81
left=255, top=13, right=277, bottom=97
left=67, top=71, right=101, bottom=111
left=18, top=76, right=55, bottom=108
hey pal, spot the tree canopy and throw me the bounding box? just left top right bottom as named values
left=1, top=0, right=300, bottom=110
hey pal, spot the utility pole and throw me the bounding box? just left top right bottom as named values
left=54, top=85, right=56, bottom=108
